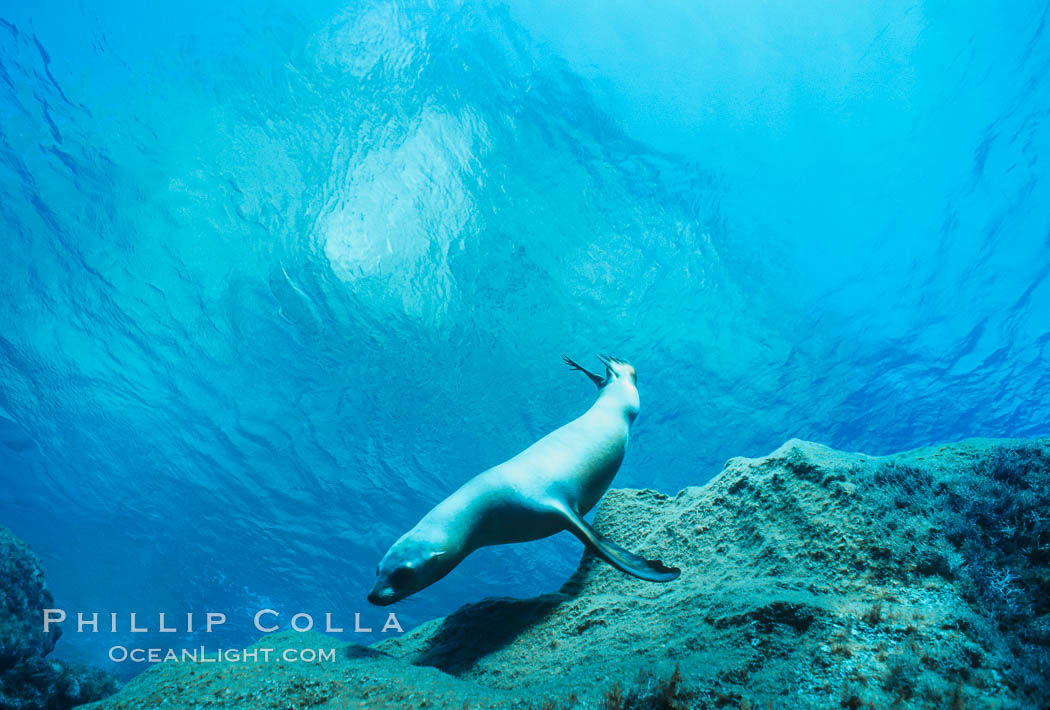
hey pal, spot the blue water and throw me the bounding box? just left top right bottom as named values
left=1, top=0, right=1048, bottom=676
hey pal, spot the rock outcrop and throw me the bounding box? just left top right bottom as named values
left=85, top=437, right=1050, bottom=709
left=0, top=527, right=60, bottom=669
left=0, top=527, right=119, bottom=710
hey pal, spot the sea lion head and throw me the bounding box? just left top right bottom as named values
left=597, top=354, right=640, bottom=420
left=368, top=530, right=452, bottom=606
left=597, top=354, right=636, bottom=384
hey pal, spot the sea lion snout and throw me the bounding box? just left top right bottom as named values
left=366, top=588, right=390, bottom=606
left=367, top=577, right=403, bottom=606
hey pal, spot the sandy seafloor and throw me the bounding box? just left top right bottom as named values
left=7, top=436, right=1048, bottom=709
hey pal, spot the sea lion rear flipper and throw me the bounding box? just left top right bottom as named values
left=556, top=505, right=680, bottom=583
left=562, top=355, right=606, bottom=389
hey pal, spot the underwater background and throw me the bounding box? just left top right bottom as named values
left=0, top=0, right=1048, bottom=678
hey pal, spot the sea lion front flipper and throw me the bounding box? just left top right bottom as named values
left=555, top=504, right=680, bottom=583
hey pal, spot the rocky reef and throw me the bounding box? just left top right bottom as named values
left=84, top=437, right=1050, bottom=709
left=0, top=527, right=120, bottom=710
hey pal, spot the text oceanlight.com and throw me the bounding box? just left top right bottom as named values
left=108, top=646, right=338, bottom=664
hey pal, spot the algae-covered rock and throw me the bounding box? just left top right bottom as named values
left=0, top=526, right=120, bottom=710
left=0, top=657, right=120, bottom=710
left=0, top=527, right=60, bottom=670
left=85, top=437, right=1050, bottom=709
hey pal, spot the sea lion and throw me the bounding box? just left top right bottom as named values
left=367, top=355, right=679, bottom=606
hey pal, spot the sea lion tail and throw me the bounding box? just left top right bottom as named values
left=562, top=355, right=606, bottom=389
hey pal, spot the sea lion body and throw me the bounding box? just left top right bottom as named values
left=368, top=356, right=678, bottom=606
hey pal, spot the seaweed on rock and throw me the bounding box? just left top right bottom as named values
left=0, top=527, right=119, bottom=710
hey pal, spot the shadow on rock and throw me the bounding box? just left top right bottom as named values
left=409, top=593, right=567, bottom=675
